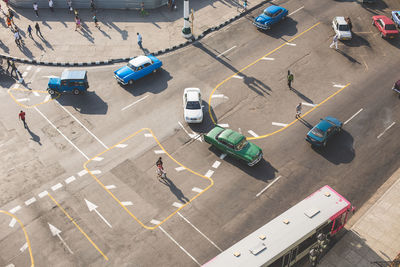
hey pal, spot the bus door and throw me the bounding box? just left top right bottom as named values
left=331, top=209, right=349, bottom=235
left=282, top=247, right=298, bottom=267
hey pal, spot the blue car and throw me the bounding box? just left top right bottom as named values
left=114, top=55, right=162, bottom=86
left=306, top=116, right=343, bottom=147
left=47, top=70, right=89, bottom=95
left=392, top=11, right=400, bottom=28
left=253, top=5, right=288, bottom=30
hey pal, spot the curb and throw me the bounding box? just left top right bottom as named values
left=0, top=1, right=268, bottom=66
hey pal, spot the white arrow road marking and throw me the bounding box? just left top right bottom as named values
left=248, top=130, right=259, bottom=137
left=192, top=187, right=203, bottom=193
left=272, top=122, right=288, bottom=127
left=175, top=166, right=186, bottom=172
left=216, top=46, right=237, bottom=58
left=78, top=170, right=88, bottom=177
left=84, top=199, right=112, bottom=228
left=205, top=170, right=214, bottom=178
left=16, top=98, right=29, bottom=102
left=9, top=218, right=17, bottom=228
left=301, top=102, right=316, bottom=107
left=218, top=123, right=229, bottom=128
left=256, top=176, right=282, bottom=197
left=65, top=176, right=76, bottom=184
left=51, top=183, right=63, bottom=191
left=178, top=121, right=202, bottom=142
left=212, top=161, right=221, bottom=169
left=121, top=201, right=133, bottom=206
left=48, top=223, right=74, bottom=254
left=116, top=144, right=128, bottom=148
left=20, top=242, right=28, bottom=252
left=121, top=95, right=149, bottom=111
left=220, top=153, right=227, bottom=160
left=377, top=122, right=395, bottom=139
left=24, top=197, right=36, bottom=206
left=261, top=57, right=275, bottom=60
left=9, top=206, right=21, bottom=214
left=286, top=43, right=296, bottom=46
left=232, top=75, right=244, bottom=79
left=344, top=108, right=363, bottom=125
left=38, top=191, right=48, bottom=198
left=105, top=185, right=116, bottom=190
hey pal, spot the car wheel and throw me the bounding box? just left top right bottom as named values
left=73, top=89, right=80, bottom=95
left=48, top=88, right=55, bottom=95
left=282, top=15, right=287, bottom=20
left=128, top=80, right=134, bottom=85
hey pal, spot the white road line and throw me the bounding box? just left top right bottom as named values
left=159, top=226, right=201, bottom=266
left=261, top=57, right=275, bottom=60
left=289, top=6, right=304, bottom=16
left=211, top=94, right=229, bottom=99
left=178, top=121, right=202, bottom=142
left=78, top=170, right=88, bottom=177
left=38, top=191, right=48, bottom=198
left=144, top=133, right=153, bottom=137
left=256, top=176, right=282, bottom=197
left=91, top=170, right=102, bottom=175
left=301, top=102, right=316, bottom=107
left=177, top=212, right=223, bottom=252
left=232, top=75, right=244, bottom=79
left=65, top=176, right=76, bottom=184
left=105, top=185, right=116, bottom=190
left=205, top=170, right=214, bottom=178
left=333, top=84, right=345, bottom=88
left=121, top=201, right=133, bottom=206
left=92, top=157, right=104, bottom=161
left=272, top=122, right=288, bottom=127
left=154, top=150, right=165, bottom=154
left=248, top=130, right=259, bottom=137
left=344, top=108, right=363, bottom=125
left=192, top=187, right=202, bottom=193
left=175, top=166, right=186, bottom=172
left=33, top=91, right=40, bottom=97
left=218, top=123, right=229, bottom=128
left=121, top=95, right=149, bottom=111
left=26, top=66, right=32, bottom=71
left=16, top=98, right=29, bottom=102
left=212, top=161, right=221, bottom=169
left=20, top=242, right=28, bottom=252
left=220, top=153, right=227, bottom=160
left=150, top=219, right=161, bottom=225
left=51, top=183, right=63, bottom=191
left=173, top=202, right=183, bottom=208
left=56, top=102, right=109, bottom=149
left=9, top=206, right=21, bottom=214
left=44, top=95, right=51, bottom=102
left=24, top=197, right=36, bottom=206
left=22, top=72, right=28, bottom=77
left=9, top=218, right=17, bottom=228
left=286, top=43, right=296, bottom=46
left=216, top=46, right=237, bottom=58
left=116, top=144, right=128, bottom=148
left=35, top=106, right=89, bottom=160
left=377, top=122, right=395, bottom=139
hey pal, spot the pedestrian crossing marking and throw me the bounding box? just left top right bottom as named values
left=116, top=144, right=128, bottom=148
left=65, top=176, right=76, bottom=184
left=121, top=201, right=133, bottom=206
left=172, top=202, right=183, bottom=208
left=25, top=197, right=37, bottom=206
left=272, top=122, right=288, bottom=127
left=175, top=166, right=186, bottom=172
left=78, top=170, right=88, bottom=177
left=38, top=191, right=48, bottom=198
left=150, top=219, right=161, bottom=225
left=192, top=187, right=203, bottom=193
left=248, top=130, right=259, bottom=137
left=9, top=218, right=17, bottom=228
left=105, top=185, right=116, bottom=190
left=205, top=170, right=214, bottom=178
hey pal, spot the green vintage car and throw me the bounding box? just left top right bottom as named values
left=204, top=126, right=263, bottom=166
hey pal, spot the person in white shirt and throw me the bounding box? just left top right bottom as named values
left=49, top=0, right=54, bottom=12
left=33, top=2, right=39, bottom=17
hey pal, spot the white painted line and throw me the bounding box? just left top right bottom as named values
left=205, top=170, right=214, bottom=178
left=9, top=206, right=21, bottom=214
left=34, top=107, right=90, bottom=160
left=289, top=6, right=304, bottom=16
left=105, top=185, right=116, bottom=190
left=286, top=43, right=296, bottom=46
left=65, top=176, right=76, bottom=184
left=377, top=122, right=395, bottom=139
left=211, top=94, right=229, bottom=99
left=24, top=197, right=37, bottom=206
left=150, top=219, right=161, bottom=225
left=159, top=226, right=201, bottom=266
left=116, top=144, right=128, bottom=148
left=22, top=72, right=28, bottom=77
left=232, top=75, right=244, bottom=79
left=92, top=157, right=104, bottom=162
left=121, top=201, right=133, bottom=206
left=13, top=83, right=20, bottom=89
left=42, top=75, right=59, bottom=79
left=175, top=166, right=186, bottom=172
left=192, top=187, right=203, bottom=193
left=20, top=242, right=28, bottom=252
left=78, top=170, right=88, bottom=177
left=38, top=191, right=48, bottom=198
left=144, top=133, right=153, bottom=137
left=16, top=98, right=29, bottom=102
left=173, top=202, right=183, bottom=208
left=256, top=176, right=282, bottom=197
left=51, top=183, right=63, bottom=191
left=154, top=150, right=165, bottom=154
left=56, top=102, right=109, bottom=149
left=121, top=95, right=149, bottom=111
left=261, top=57, right=275, bottom=60
left=301, top=102, right=316, bottom=107
left=212, top=161, right=221, bottom=169
left=248, top=130, right=259, bottom=137
left=178, top=121, right=203, bottom=142
left=272, top=122, right=288, bottom=127
left=218, top=123, right=229, bottom=128
left=216, top=46, right=237, bottom=58
left=177, top=212, right=222, bottom=252
left=220, top=153, right=227, bottom=160
left=26, top=66, right=32, bottom=71
left=91, top=170, right=102, bottom=175
left=9, top=218, right=17, bottom=228
left=44, top=95, right=51, bottom=102
left=344, top=108, right=363, bottom=125
left=333, top=84, right=345, bottom=88
left=33, top=91, right=40, bottom=97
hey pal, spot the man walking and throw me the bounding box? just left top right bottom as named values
left=6, top=58, right=12, bottom=73
left=90, top=0, right=96, bottom=12
left=14, top=29, right=21, bottom=46
left=49, top=0, right=54, bottom=12
left=35, top=22, right=43, bottom=38
left=27, top=25, right=33, bottom=38
left=330, top=34, right=338, bottom=50
left=10, top=59, right=17, bottom=77
left=137, top=32, right=143, bottom=49
left=33, top=2, right=39, bottom=17
left=287, top=70, right=294, bottom=90
left=295, top=103, right=302, bottom=118
left=19, top=110, right=27, bottom=128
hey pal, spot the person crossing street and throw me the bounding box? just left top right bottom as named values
left=137, top=32, right=143, bottom=49
left=295, top=103, right=302, bottom=118
left=287, top=70, right=294, bottom=90
left=35, top=22, right=43, bottom=38
left=19, top=110, right=27, bottom=128
left=330, top=34, right=339, bottom=50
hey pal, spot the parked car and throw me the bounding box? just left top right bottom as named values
left=114, top=55, right=162, bottom=85
left=306, top=116, right=343, bottom=147
left=204, top=126, right=263, bottom=166
left=47, top=70, right=89, bottom=95
left=392, top=11, right=400, bottom=28
left=332, top=16, right=352, bottom=40
left=183, top=88, right=203, bottom=123
left=392, top=79, right=400, bottom=94
left=253, top=5, right=288, bottom=30
left=372, top=15, right=399, bottom=38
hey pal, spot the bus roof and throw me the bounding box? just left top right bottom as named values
left=203, top=185, right=350, bottom=267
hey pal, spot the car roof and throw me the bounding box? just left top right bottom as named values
left=218, top=129, right=244, bottom=145
left=334, top=16, right=347, bottom=24
left=184, top=88, right=201, bottom=101
left=61, top=70, right=87, bottom=80
left=129, top=56, right=151, bottom=67
left=374, top=15, right=393, bottom=24
left=316, top=117, right=340, bottom=131
left=265, top=5, right=281, bottom=14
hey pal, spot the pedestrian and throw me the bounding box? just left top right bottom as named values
left=19, top=110, right=27, bottom=128
left=295, top=103, right=302, bottom=118
left=345, top=17, right=352, bottom=31
left=75, top=16, right=81, bottom=31
left=33, top=2, right=39, bottom=17
left=243, top=0, right=248, bottom=11
left=67, top=0, right=72, bottom=13
left=6, top=58, right=12, bottom=72
left=137, top=32, right=142, bottom=49
left=74, top=8, right=79, bottom=17
left=330, top=34, right=338, bottom=50
left=35, top=22, right=43, bottom=38
left=287, top=70, right=294, bottom=89
left=14, top=29, right=21, bottom=46
left=7, top=8, right=14, bottom=23
left=27, top=25, right=33, bottom=38
left=10, top=59, right=17, bottom=77
left=3, top=0, right=8, bottom=8
left=6, top=16, right=12, bottom=29
left=93, top=14, right=99, bottom=28
left=49, top=0, right=54, bottom=12
left=90, top=0, right=96, bottom=12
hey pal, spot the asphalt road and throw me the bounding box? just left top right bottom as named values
left=0, top=0, right=399, bottom=266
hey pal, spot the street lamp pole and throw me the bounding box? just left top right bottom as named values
left=182, top=0, right=192, bottom=38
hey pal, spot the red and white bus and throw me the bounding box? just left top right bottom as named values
left=203, top=185, right=354, bottom=267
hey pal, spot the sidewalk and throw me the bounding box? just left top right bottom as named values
left=320, top=168, right=400, bottom=267
left=0, top=0, right=265, bottom=64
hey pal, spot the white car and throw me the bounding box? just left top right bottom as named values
left=183, top=88, right=203, bottom=123
left=332, top=16, right=352, bottom=40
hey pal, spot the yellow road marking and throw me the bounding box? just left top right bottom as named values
left=8, top=88, right=60, bottom=108
left=84, top=128, right=214, bottom=230
left=47, top=193, right=109, bottom=261
left=0, top=210, right=34, bottom=267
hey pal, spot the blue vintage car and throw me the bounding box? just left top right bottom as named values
left=392, top=11, right=400, bottom=28
left=47, top=70, right=89, bottom=95
left=306, top=116, right=343, bottom=147
left=253, top=5, right=288, bottom=30
left=114, top=55, right=162, bottom=85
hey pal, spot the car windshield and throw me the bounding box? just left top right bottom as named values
left=385, top=24, right=397, bottom=30
left=127, top=63, right=136, bottom=70
left=311, top=127, right=325, bottom=138
left=264, top=11, right=273, bottom=17
left=338, top=24, right=349, bottom=31
left=186, top=101, right=201, bottom=110
left=325, top=119, right=336, bottom=126
left=235, top=138, right=248, bottom=151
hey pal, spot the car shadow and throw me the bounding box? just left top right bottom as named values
left=56, top=91, right=108, bottom=114
left=187, top=101, right=218, bottom=134
left=260, top=17, right=299, bottom=39
left=119, top=69, right=172, bottom=96
left=356, top=0, right=388, bottom=13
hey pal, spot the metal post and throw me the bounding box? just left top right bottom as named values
left=182, top=0, right=192, bottom=38
left=190, top=8, right=194, bottom=36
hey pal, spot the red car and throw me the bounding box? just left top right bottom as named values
left=372, top=15, right=399, bottom=38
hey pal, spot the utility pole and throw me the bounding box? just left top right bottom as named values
left=182, top=0, right=192, bottom=38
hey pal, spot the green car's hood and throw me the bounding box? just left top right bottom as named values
left=240, top=142, right=261, bottom=158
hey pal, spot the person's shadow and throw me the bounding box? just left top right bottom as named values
left=26, top=125, right=42, bottom=146
left=159, top=176, right=189, bottom=203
